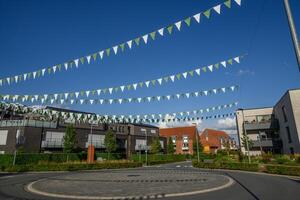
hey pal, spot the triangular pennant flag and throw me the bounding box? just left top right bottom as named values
left=24, top=74, right=27, bottom=81
left=203, top=9, right=211, bottom=18
left=213, top=5, right=221, bottom=14
left=184, top=17, right=191, bottom=26
left=193, top=13, right=201, bottom=23
left=228, top=59, right=233, bottom=65
left=109, top=88, right=113, bottom=94
left=42, top=68, right=46, bottom=76
left=120, top=86, right=125, bottom=92
left=234, top=0, right=241, bottom=6
left=75, top=92, right=80, bottom=98
left=170, top=75, right=175, bottom=82
left=119, top=43, right=125, bottom=52
left=14, top=76, right=18, bottom=83
left=97, top=89, right=101, bottom=95
left=176, top=74, right=181, bottom=80
left=157, top=78, right=162, bottom=85
left=189, top=70, right=194, bottom=76
left=222, top=87, right=226, bottom=93
left=139, top=82, right=144, bottom=88
left=163, top=77, right=169, bottom=82
left=234, top=56, right=240, bottom=63
left=118, top=99, right=123, bottom=104
left=133, top=83, right=138, bottom=90
left=52, top=66, right=57, bottom=73
left=32, top=71, right=36, bottom=79
left=208, top=65, right=213, bottom=72
left=195, top=68, right=201, bottom=75
left=142, top=35, right=148, bottom=44
left=86, top=91, right=90, bottom=97
left=176, top=94, right=180, bottom=99
left=86, top=55, right=91, bottom=64
left=134, top=37, right=140, bottom=46
left=158, top=28, right=164, bottom=36
left=182, top=72, right=188, bottom=79
left=113, top=46, right=118, bottom=54
left=99, top=51, right=104, bottom=59
left=127, top=40, right=133, bottom=49
left=224, top=0, right=231, bottom=8
left=92, top=53, right=97, bottom=61
left=167, top=25, right=173, bottom=34
left=74, top=59, right=79, bottom=67
left=145, top=81, right=150, bottom=88
left=150, top=31, right=156, bottom=40
left=175, top=21, right=182, bottom=31
left=80, top=57, right=85, bottom=64
left=106, top=48, right=110, bottom=56
left=221, top=61, right=227, bottom=68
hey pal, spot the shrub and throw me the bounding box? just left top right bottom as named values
left=130, top=154, right=187, bottom=164
left=274, top=155, right=291, bottom=165
left=265, top=164, right=300, bottom=176
left=261, top=152, right=273, bottom=163
left=192, top=160, right=259, bottom=172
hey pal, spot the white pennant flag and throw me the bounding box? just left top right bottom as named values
left=53, top=66, right=57, bottom=73
left=71, top=99, right=74, bottom=104
left=208, top=65, right=213, bottom=72
left=14, top=76, right=18, bottom=83
left=24, top=95, right=29, bottom=101
left=118, top=99, right=123, bottom=104
left=157, top=96, right=161, bottom=101
left=137, top=98, right=142, bottom=103
left=157, top=78, right=162, bottom=85
left=42, top=68, right=46, bottom=76
left=86, top=55, right=91, bottom=64
left=75, top=92, right=79, bottom=98
left=120, top=86, right=125, bottom=92
left=213, top=89, right=217, bottom=94
left=74, top=59, right=79, bottom=68
left=113, top=46, right=118, bottom=54
left=204, top=91, right=208, bottom=96
left=142, top=34, right=148, bottom=44
left=213, top=5, right=221, bottom=14
left=145, top=81, right=150, bottom=88
left=221, top=87, right=226, bottom=93
left=127, top=40, right=133, bottom=49
left=176, top=94, right=180, bottom=99
left=133, top=83, right=138, bottom=90
left=195, top=68, right=201, bottom=75
left=33, top=71, right=37, bottom=79
left=65, top=93, right=69, bottom=99
left=64, top=63, right=68, bottom=70
left=80, top=99, right=84, bottom=104
left=24, top=74, right=27, bottom=81
left=100, top=99, right=104, bottom=104
left=86, top=91, right=90, bottom=97
left=166, top=95, right=171, bottom=100
left=90, top=100, right=94, bottom=105
left=97, top=89, right=101, bottom=95
left=44, top=94, right=48, bottom=100
left=175, top=21, right=182, bottom=31
left=230, top=86, right=235, bottom=91
left=194, top=92, right=199, bottom=97
left=182, top=72, right=188, bottom=79
left=234, top=57, right=240, bottom=63
left=234, top=0, right=242, bottom=6
left=51, top=99, right=54, bottom=104
left=158, top=28, right=164, bottom=36
left=193, top=13, right=201, bottom=23
left=170, top=75, right=175, bottom=82
left=7, top=77, right=10, bottom=85
left=221, top=61, right=227, bottom=68
left=109, top=88, right=113, bottom=94
left=0, top=79, right=2, bottom=86
left=128, top=98, right=132, bottom=103
left=147, top=97, right=151, bottom=102
left=185, top=93, right=190, bottom=98
left=109, top=99, right=113, bottom=104
left=99, top=51, right=104, bottom=59
left=60, top=99, right=64, bottom=104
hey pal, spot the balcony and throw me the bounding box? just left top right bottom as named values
left=252, top=139, right=274, bottom=148
left=0, top=119, right=57, bottom=128
left=244, top=119, right=279, bottom=131
left=41, top=139, right=63, bottom=148
left=85, top=140, right=105, bottom=148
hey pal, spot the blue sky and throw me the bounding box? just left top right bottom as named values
left=0, top=0, right=299, bottom=134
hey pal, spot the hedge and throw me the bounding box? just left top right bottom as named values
left=131, top=154, right=187, bottom=165
left=264, top=164, right=300, bottom=176
left=1, top=161, right=142, bottom=172
left=192, top=161, right=259, bottom=172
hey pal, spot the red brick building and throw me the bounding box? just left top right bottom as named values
left=159, top=126, right=197, bottom=155
left=200, top=129, right=236, bottom=154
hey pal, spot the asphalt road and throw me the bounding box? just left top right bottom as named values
left=0, top=161, right=299, bottom=200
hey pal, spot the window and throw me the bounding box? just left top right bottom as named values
left=286, top=127, right=292, bottom=143
left=135, top=139, right=147, bottom=150
left=282, top=106, right=288, bottom=122
left=151, top=130, right=156, bottom=134
left=160, top=140, right=164, bottom=148
left=0, top=130, right=8, bottom=145
left=86, top=134, right=105, bottom=148
left=171, top=136, right=176, bottom=147
left=182, top=136, right=189, bottom=150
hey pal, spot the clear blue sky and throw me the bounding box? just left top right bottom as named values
left=0, top=0, right=299, bottom=132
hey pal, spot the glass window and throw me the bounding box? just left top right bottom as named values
left=286, top=127, right=292, bottom=143
left=282, top=106, right=288, bottom=122
left=0, top=130, right=8, bottom=145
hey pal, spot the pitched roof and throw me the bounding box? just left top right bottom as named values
left=200, top=128, right=230, bottom=148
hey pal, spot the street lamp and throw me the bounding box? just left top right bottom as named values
left=241, top=110, right=251, bottom=164
left=141, top=128, right=147, bottom=166
left=192, top=123, right=200, bottom=163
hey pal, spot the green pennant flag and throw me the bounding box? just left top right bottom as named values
left=120, top=43, right=125, bottom=52
left=139, top=82, right=144, bottom=87
left=150, top=31, right=156, bottom=40
left=92, top=53, right=98, bottom=61
left=69, top=61, right=73, bottom=68
left=176, top=73, right=181, bottom=80
left=70, top=93, right=74, bottom=98
left=151, top=80, right=156, bottom=85
left=18, top=75, right=22, bottom=81
left=59, top=94, right=63, bottom=99
left=106, top=48, right=111, bottom=56
left=114, top=87, right=119, bottom=92
left=228, top=59, right=233, bottom=65
left=134, top=37, right=140, bottom=46
left=224, top=0, right=231, bottom=8
left=167, top=25, right=173, bottom=34
left=215, top=63, right=220, bottom=69
left=80, top=57, right=85, bottom=64
left=80, top=91, right=84, bottom=96
left=127, top=85, right=131, bottom=90
left=202, top=67, right=207, bottom=72
left=203, top=9, right=211, bottom=18
left=184, top=17, right=191, bottom=26
left=27, top=73, right=32, bottom=79
left=189, top=70, right=194, bottom=76
left=57, top=64, right=62, bottom=71
left=37, top=70, right=41, bottom=77
left=164, top=77, right=169, bottom=82
left=103, top=88, right=107, bottom=93
left=91, top=90, right=96, bottom=95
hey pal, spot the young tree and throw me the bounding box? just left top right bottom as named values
left=63, top=125, right=76, bottom=153
left=222, top=139, right=231, bottom=156
left=167, top=137, right=175, bottom=154
left=104, top=129, right=117, bottom=160
left=150, top=137, right=162, bottom=154
left=241, top=134, right=254, bottom=150
left=193, top=139, right=203, bottom=154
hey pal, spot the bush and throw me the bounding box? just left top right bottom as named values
left=265, top=164, right=300, bottom=176
left=2, top=160, right=142, bottom=172
left=192, top=160, right=259, bottom=172
left=131, top=154, right=187, bottom=165
left=261, top=152, right=273, bottom=163
left=274, top=155, right=291, bottom=165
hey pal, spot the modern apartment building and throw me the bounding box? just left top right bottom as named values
left=0, top=106, right=166, bottom=157
left=236, top=89, right=300, bottom=155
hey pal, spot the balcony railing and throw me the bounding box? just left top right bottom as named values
left=244, top=119, right=279, bottom=131
left=85, top=140, right=105, bottom=148
left=0, top=119, right=57, bottom=128
left=41, top=139, right=63, bottom=148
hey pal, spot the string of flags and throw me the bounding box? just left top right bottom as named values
left=1, top=85, right=239, bottom=105
left=0, top=0, right=242, bottom=87
left=0, top=101, right=236, bottom=124
left=2, top=55, right=243, bottom=100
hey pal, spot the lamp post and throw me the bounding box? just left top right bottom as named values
left=192, top=123, right=200, bottom=163
left=241, top=110, right=251, bottom=164
left=141, top=129, right=148, bottom=166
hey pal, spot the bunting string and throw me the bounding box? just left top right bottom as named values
left=2, top=55, right=243, bottom=101
left=1, top=85, right=239, bottom=105
left=0, top=0, right=242, bottom=87
left=0, top=102, right=236, bottom=124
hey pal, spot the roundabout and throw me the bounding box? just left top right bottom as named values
left=25, top=168, right=234, bottom=199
